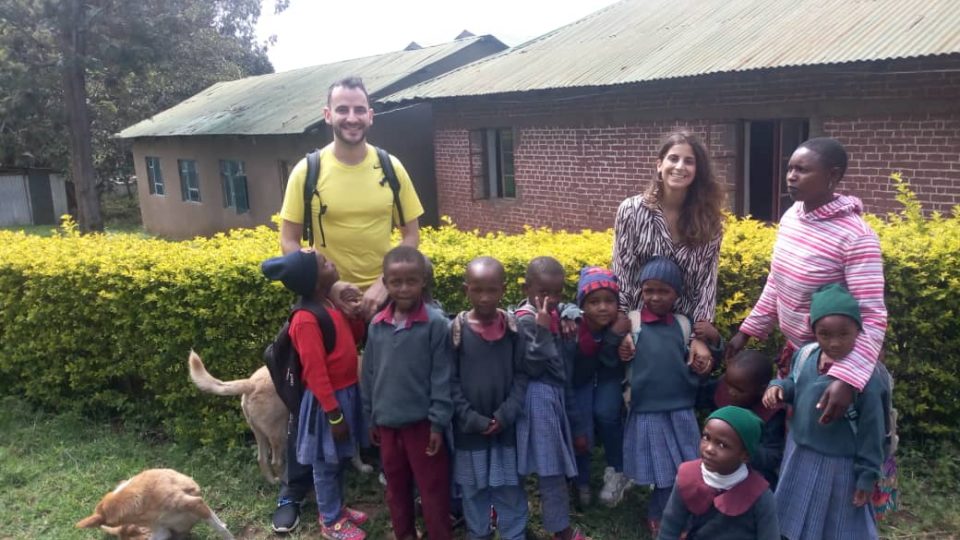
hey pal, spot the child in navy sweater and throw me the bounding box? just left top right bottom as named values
left=361, top=246, right=453, bottom=540
left=515, top=256, right=587, bottom=540
left=261, top=249, right=369, bottom=540
left=567, top=267, right=631, bottom=507
left=764, top=283, right=888, bottom=540
left=623, top=256, right=719, bottom=536
left=450, top=256, right=529, bottom=540
left=658, top=406, right=780, bottom=539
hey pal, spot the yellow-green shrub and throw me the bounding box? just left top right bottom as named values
left=1, top=181, right=957, bottom=445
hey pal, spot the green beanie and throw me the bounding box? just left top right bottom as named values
left=810, top=283, right=862, bottom=329
left=707, top=406, right=763, bottom=459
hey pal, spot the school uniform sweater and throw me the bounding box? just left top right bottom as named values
left=361, top=301, right=453, bottom=432
left=739, top=195, right=887, bottom=391
left=568, top=321, right=625, bottom=388
left=515, top=305, right=582, bottom=435
left=630, top=311, right=719, bottom=413
left=770, top=344, right=887, bottom=491
left=450, top=321, right=528, bottom=450
left=658, top=460, right=780, bottom=540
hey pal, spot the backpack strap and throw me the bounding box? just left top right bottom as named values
left=375, top=146, right=405, bottom=227
left=293, top=299, right=337, bottom=354
left=451, top=311, right=468, bottom=349
left=789, top=343, right=820, bottom=383
left=302, top=150, right=325, bottom=246
left=675, top=313, right=692, bottom=348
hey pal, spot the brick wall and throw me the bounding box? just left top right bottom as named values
left=823, top=113, right=960, bottom=214
left=432, top=57, right=960, bottom=232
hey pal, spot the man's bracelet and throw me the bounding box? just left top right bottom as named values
left=328, top=413, right=345, bottom=425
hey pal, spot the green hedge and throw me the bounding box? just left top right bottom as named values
left=1, top=178, right=957, bottom=444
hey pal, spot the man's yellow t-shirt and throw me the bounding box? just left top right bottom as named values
left=280, top=143, right=424, bottom=289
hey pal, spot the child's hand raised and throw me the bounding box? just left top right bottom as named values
left=533, top=296, right=553, bottom=329
left=426, top=432, right=443, bottom=456
left=687, top=338, right=713, bottom=375
left=763, top=386, right=784, bottom=409
left=852, top=489, right=870, bottom=507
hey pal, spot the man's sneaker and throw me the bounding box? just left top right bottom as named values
left=320, top=516, right=366, bottom=540
left=577, top=485, right=592, bottom=507
left=599, top=467, right=630, bottom=507
left=271, top=497, right=301, bottom=534
left=342, top=506, right=368, bottom=526
left=378, top=471, right=387, bottom=486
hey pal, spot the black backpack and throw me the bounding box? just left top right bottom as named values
left=264, top=299, right=337, bottom=416
left=301, top=146, right=405, bottom=247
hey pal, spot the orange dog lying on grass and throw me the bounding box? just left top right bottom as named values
left=76, top=468, right=234, bottom=540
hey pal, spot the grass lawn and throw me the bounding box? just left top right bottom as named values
left=0, top=396, right=956, bottom=539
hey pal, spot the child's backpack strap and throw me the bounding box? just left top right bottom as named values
left=450, top=311, right=468, bottom=349
left=504, top=309, right=518, bottom=334
left=675, top=313, right=692, bottom=348
left=789, top=342, right=820, bottom=383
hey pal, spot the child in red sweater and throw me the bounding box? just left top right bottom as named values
left=262, top=249, right=368, bottom=540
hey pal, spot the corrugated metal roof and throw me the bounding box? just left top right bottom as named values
left=117, top=36, right=497, bottom=138
left=383, top=0, right=960, bottom=103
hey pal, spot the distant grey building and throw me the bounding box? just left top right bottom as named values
left=0, top=168, right=69, bottom=226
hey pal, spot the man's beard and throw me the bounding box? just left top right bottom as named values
left=333, top=124, right=367, bottom=146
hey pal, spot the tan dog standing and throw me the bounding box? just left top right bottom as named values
left=188, top=351, right=372, bottom=484
left=76, top=468, right=233, bottom=540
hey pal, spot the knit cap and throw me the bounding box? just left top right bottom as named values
left=707, top=406, right=763, bottom=459
left=810, top=283, right=862, bottom=329
left=261, top=250, right=318, bottom=297
left=639, top=256, right=684, bottom=295
left=577, top=266, right=619, bottom=306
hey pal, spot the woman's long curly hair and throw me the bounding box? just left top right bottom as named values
left=643, top=131, right=725, bottom=246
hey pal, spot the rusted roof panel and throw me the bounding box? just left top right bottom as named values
left=382, top=0, right=960, bottom=103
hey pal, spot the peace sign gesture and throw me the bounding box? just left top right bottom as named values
left=533, top=295, right=553, bottom=329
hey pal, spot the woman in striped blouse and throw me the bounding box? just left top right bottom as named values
left=726, top=137, right=888, bottom=425
left=612, top=131, right=725, bottom=367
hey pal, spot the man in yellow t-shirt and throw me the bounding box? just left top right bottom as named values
left=272, top=76, right=423, bottom=535
left=279, top=77, right=423, bottom=320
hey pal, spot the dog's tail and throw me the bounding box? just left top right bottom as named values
left=75, top=513, right=104, bottom=529
left=188, top=350, right=257, bottom=396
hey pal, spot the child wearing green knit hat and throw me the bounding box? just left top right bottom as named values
left=657, top=405, right=780, bottom=539
left=764, top=283, right=890, bottom=540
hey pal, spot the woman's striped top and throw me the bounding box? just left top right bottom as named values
left=612, top=194, right=722, bottom=323
left=739, top=195, right=887, bottom=391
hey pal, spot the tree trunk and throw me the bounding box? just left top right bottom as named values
left=58, top=0, right=103, bottom=232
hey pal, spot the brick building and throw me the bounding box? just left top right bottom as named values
left=117, top=36, right=506, bottom=238
left=382, top=0, right=960, bottom=232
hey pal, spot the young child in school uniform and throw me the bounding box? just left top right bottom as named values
left=567, top=267, right=631, bottom=507
left=514, top=256, right=587, bottom=540
left=702, top=350, right=786, bottom=489
left=657, top=406, right=780, bottom=540
left=622, top=256, right=719, bottom=536
left=261, top=249, right=369, bottom=540
left=764, top=283, right=888, bottom=540
left=361, top=246, right=454, bottom=540
left=450, top=256, right=529, bottom=540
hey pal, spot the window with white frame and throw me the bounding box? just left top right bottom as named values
left=220, top=159, right=249, bottom=213
left=470, top=128, right=516, bottom=199
left=145, top=156, right=164, bottom=195
left=178, top=159, right=201, bottom=203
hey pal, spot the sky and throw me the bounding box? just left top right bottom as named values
left=256, top=0, right=622, bottom=73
